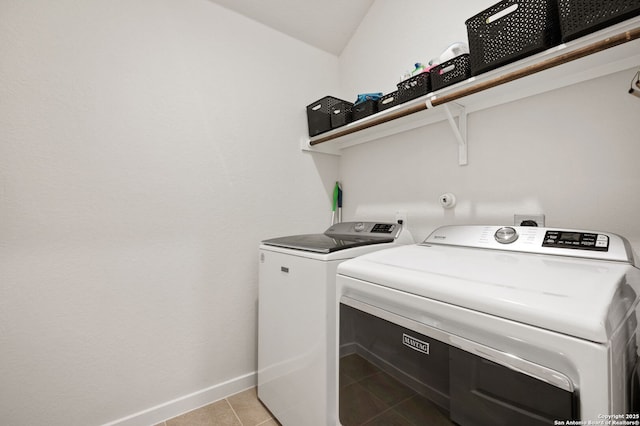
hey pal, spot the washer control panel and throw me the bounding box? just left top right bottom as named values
left=542, top=230, right=609, bottom=251
left=325, top=221, right=401, bottom=239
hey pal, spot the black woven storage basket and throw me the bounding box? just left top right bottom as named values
left=329, top=101, right=353, bottom=129
left=352, top=99, right=378, bottom=121
left=397, top=72, right=432, bottom=103
left=465, top=0, right=562, bottom=76
left=431, top=54, right=472, bottom=91
left=558, top=0, right=640, bottom=42
left=306, top=96, right=350, bottom=136
left=377, top=91, right=399, bottom=112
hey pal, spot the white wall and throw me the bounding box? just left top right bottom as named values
left=0, top=1, right=339, bottom=425
left=340, top=0, right=489, bottom=95
left=338, top=0, right=640, bottom=250
left=2, top=0, right=639, bottom=424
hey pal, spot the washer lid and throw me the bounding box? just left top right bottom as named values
left=261, top=221, right=400, bottom=253
left=261, top=233, right=394, bottom=253
left=337, top=243, right=640, bottom=343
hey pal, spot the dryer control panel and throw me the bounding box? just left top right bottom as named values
left=542, top=230, right=609, bottom=251
left=423, top=225, right=635, bottom=264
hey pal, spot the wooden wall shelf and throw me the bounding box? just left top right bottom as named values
left=302, top=17, right=640, bottom=165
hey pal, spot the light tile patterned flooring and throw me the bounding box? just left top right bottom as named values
left=155, top=387, right=281, bottom=426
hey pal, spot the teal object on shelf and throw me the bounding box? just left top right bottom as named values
left=354, top=93, right=383, bottom=105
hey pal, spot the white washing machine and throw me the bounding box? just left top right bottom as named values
left=258, top=221, right=413, bottom=426
left=336, top=225, right=640, bottom=425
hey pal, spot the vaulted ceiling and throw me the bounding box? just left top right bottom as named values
left=208, top=0, right=374, bottom=55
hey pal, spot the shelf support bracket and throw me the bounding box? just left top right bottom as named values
left=301, top=137, right=341, bottom=156
left=442, top=103, right=468, bottom=166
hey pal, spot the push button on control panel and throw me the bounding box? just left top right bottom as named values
left=542, top=230, right=609, bottom=251
left=596, top=234, right=608, bottom=248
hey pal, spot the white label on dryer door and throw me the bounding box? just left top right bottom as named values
left=403, top=333, right=430, bottom=355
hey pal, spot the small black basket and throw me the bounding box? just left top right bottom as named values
left=397, top=72, right=432, bottom=103
left=329, top=101, right=353, bottom=129
left=558, top=0, right=640, bottom=42
left=465, top=0, right=561, bottom=76
left=430, top=54, right=472, bottom=91
left=352, top=100, right=378, bottom=121
left=377, top=91, right=399, bottom=112
left=306, top=96, right=350, bottom=136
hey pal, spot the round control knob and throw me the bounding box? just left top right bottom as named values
left=494, top=227, right=518, bottom=244
left=354, top=222, right=366, bottom=232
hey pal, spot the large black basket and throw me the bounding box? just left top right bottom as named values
left=377, top=91, right=399, bottom=112
left=306, top=96, right=351, bottom=136
left=465, top=0, right=562, bottom=76
left=329, top=100, right=353, bottom=129
left=430, top=54, right=472, bottom=91
left=352, top=100, right=378, bottom=121
left=397, top=72, right=432, bottom=103
left=558, top=0, right=640, bottom=42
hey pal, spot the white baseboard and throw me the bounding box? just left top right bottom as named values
left=102, top=371, right=257, bottom=426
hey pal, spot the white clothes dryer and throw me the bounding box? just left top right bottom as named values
left=336, top=225, right=640, bottom=426
left=258, top=221, right=412, bottom=426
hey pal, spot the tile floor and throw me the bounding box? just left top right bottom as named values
left=157, top=353, right=452, bottom=426
left=155, top=387, right=281, bottom=426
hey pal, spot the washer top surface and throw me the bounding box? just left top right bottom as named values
left=261, top=221, right=400, bottom=254
left=337, top=225, right=640, bottom=343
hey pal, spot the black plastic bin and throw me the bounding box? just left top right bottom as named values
left=377, top=91, right=399, bottom=112
left=329, top=100, right=353, bottom=129
left=306, top=96, right=351, bottom=137
left=465, top=0, right=562, bottom=76
left=558, top=0, right=640, bottom=42
left=397, top=72, right=432, bottom=103
left=430, top=54, right=472, bottom=91
left=352, top=100, right=378, bottom=121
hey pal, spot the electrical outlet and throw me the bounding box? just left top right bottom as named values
left=395, top=211, right=408, bottom=225
left=514, top=214, right=545, bottom=227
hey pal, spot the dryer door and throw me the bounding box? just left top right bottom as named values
left=339, top=298, right=578, bottom=426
